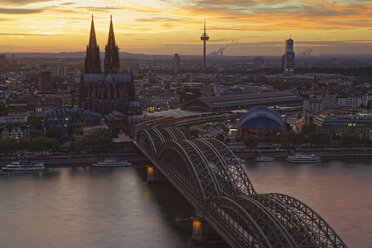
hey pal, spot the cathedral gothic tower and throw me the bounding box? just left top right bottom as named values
left=104, top=15, right=120, bottom=74
left=80, top=15, right=140, bottom=116
left=84, top=15, right=101, bottom=74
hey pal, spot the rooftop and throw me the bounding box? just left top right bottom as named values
left=183, top=90, right=303, bottom=110
left=83, top=74, right=132, bottom=83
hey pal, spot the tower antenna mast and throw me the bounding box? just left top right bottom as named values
left=200, top=19, right=210, bottom=70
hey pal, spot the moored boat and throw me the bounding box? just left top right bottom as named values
left=287, top=153, right=321, bottom=163
left=93, top=159, right=132, bottom=167
left=1, top=156, right=45, bottom=171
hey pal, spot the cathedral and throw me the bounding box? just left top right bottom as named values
left=80, top=15, right=138, bottom=115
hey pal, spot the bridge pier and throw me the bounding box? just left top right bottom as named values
left=147, top=165, right=165, bottom=183
left=191, top=217, right=221, bottom=244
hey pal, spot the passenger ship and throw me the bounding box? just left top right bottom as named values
left=93, top=159, right=132, bottom=167
left=1, top=156, right=45, bottom=171
left=287, top=153, right=321, bottom=163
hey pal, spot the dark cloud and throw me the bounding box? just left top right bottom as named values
left=0, top=0, right=51, bottom=3
left=0, top=8, right=44, bottom=14
left=178, top=0, right=369, bottom=21
left=251, top=4, right=359, bottom=17
left=0, top=33, right=58, bottom=36
left=60, top=2, right=74, bottom=5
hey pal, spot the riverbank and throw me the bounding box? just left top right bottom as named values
left=2, top=141, right=372, bottom=166
left=0, top=141, right=149, bottom=166
left=233, top=146, right=372, bottom=159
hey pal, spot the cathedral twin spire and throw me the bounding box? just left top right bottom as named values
left=88, top=15, right=98, bottom=49
left=104, top=15, right=120, bottom=74
left=85, top=15, right=120, bottom=74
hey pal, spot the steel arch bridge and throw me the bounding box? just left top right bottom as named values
left=135, top=126, right=347, bottom=248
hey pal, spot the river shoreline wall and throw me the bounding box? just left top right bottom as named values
left=2, top=142, right=372, bottom=166
left=234, top=146, right=372, bottom=159
left=0, top=142, right=148, bottom=166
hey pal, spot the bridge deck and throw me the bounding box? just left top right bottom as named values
left=133, top=141, right=245, bottom=248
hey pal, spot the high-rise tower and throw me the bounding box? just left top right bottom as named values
left=200, top=20, right=209, bottom=70
left=85, top=15, right=101, bottom=74
left=282, top=37, right=295, bottom=76
left=104, top=15, right=120, bottom=74
left=173, top=53, right=180, bottom=74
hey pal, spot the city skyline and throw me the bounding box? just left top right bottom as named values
left=0, top=0, right=371, bottom=55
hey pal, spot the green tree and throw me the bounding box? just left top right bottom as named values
left=339, top=133, right=361, bottom=146
left=17, top=139, right=29, bottom=151
left=111, top=128, right=120, bottom=138
left=68, top=129, right=113, bottom=153
left=293, top=132, right=305, bottom=145
left=0, top=138, right=22, bottom=154
left=287, top=131, right=297, bottom=144
left=0, top=102, right=7, bottom=116
left=309, top=132, right=331, bottom=146
left=242, top=135, right=258, bottom=148
left=46, top=129, right=59, bottom=140
left=361, top=136, right=372, bottom=147
left=276, top=131, right=290, bottom=147
left=301, top=123, right=317, bottom=135
left=27, top=116, right=43, bottom=131
left=31, top=130, right=44, bottom=139
left=28, top=136, right=60, bottom=152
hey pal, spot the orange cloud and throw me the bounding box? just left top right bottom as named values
left=0, top=0, right=370, bottom=54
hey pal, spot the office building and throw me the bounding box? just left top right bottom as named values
left=282, top=37, right=295, bottom=75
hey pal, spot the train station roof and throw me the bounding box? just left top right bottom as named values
left=182, top=91, right=303, bottom=112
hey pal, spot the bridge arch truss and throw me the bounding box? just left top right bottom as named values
left=135, top=124, right=347, bottom=248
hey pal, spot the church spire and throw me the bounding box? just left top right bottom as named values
left=107, top=15, right=116, bottom=47
left=88, top=14, right=98, bottom=48
left=85, top=14, right=101, bottom=74
left=104, top=15, right=120, bottom=74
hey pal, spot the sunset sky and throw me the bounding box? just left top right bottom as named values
left=0, top=0, right=371, bottom=55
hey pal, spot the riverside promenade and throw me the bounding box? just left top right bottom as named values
left=0, top=141, right=149, bottom=166
left=233, top=146, right=372, bottom=159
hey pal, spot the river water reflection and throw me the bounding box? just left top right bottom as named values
left=0, top=158, right=371, bottom=247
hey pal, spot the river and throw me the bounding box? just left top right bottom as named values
left=0, top=159, right=371, bottom=247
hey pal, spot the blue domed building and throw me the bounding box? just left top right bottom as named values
left=238, top=108, right=285, bottom=140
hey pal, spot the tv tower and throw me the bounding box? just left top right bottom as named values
left=200, top=20, right=209, bottom=70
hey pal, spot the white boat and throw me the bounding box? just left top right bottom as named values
left=93, top=159, right=132, bottom=167
left=255, top=156, right=275, bottom=162
left=287, top=153, right=321, bottom=163
left=1, top=156, right=45, bottom=171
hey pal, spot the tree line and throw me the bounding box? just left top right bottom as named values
left=68, top=129, right=113, bottom=153
left=0, top=136, right=60, bottom=155
left=240, top=124, right=372, bottom=148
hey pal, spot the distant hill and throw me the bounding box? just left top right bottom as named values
left=6, top=52, right=276, bottom=60
left=6, top=51, right=148, bottom=59
left=5, top=52, right=372, bottom=60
